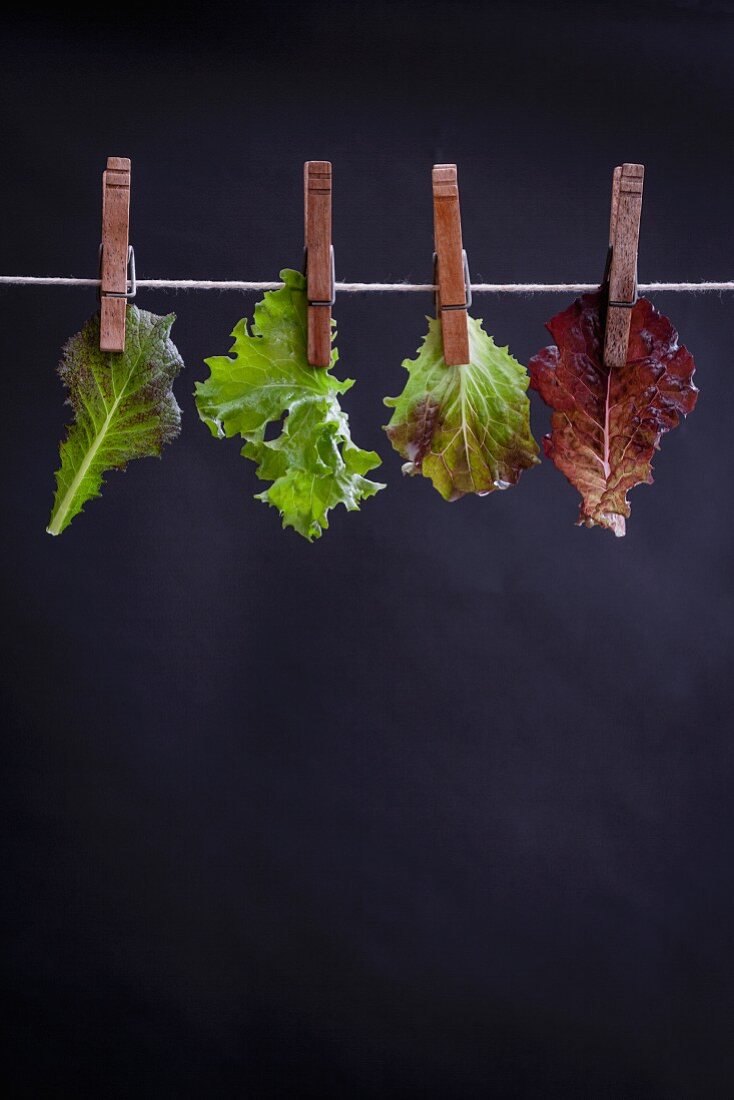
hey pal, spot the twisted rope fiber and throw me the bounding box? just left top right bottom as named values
left=1, top=276, right=733, bottom=292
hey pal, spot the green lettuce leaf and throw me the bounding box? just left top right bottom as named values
left=384, top=315, right=539, bottom=500
left=195, top=268, right=383, bottom=540
left=48, top=306, right=183, bottom=536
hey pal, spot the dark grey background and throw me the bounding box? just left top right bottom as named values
left=2, top=2, right=733, bottom=1096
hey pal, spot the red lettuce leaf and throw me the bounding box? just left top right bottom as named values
left=528, top=290, right=698, bottom=536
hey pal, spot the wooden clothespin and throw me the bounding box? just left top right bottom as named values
left=432, top=164, right=471, bottom=366
left=100, top=156, right=133, bottom=352
left=304, top=161, right=334, bottom=367
left=603, top=162, right=644, bottom=370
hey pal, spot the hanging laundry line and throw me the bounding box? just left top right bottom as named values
left=0, top=276, right=733, bottom=293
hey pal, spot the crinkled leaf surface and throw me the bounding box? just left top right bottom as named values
left=383, top=315, right=539, bottom=500
left=195, top=269, right=383, bottom=540
left=48, top=306, right=183, bottom=535
left=528, top=291, right=697, bottom=536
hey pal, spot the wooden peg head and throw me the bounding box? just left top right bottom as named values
left=100, top=156, right=131, bottom=353
left=432, top=164, right=470, bottom=366
left=603, top=162, right=644, bottom=371
left=304, top=160, right=333, bottom=367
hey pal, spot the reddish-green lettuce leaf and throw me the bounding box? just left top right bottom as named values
left=528, top=291, right=697, bottom=536
left=384, top=315, right=539, bottom=500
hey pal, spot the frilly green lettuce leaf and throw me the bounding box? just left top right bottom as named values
left=195, top=268, right=383, bottom=540
left=384, top=315, right=539, bottom=500
left=47, top=306, right=183, bottom=535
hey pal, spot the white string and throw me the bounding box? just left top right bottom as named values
left=0, top=275, right=733, bottom=293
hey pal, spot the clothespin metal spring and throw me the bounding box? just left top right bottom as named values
left=98, top=243, right=136, bottom=301
left=433, top=248, right=472, bottom=314
left=303, top=245, right=335, bottom=307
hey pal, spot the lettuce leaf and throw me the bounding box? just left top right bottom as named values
left=528, top=291, right=698, bottom=536
left=195, top=269, right=383, bottom=540
left=47, top=306, right=183, bottom=535
left=383, top=315, right=539, bottom=500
